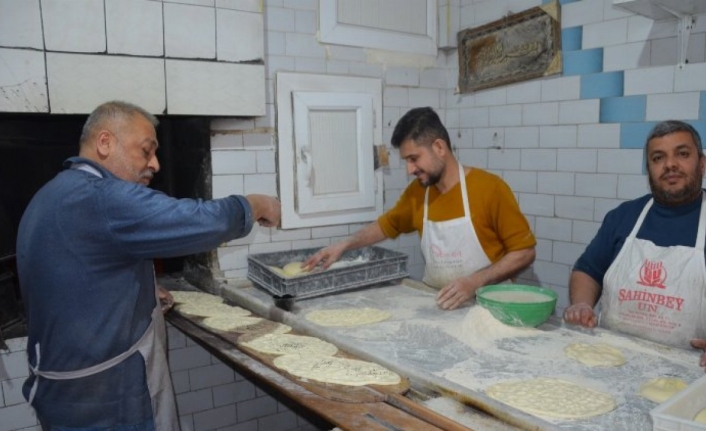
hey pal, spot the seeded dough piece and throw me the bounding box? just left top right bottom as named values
left=175, top=302, right=250, bottom=318
left=201, top=315, right=263, bottom=331
left=486, top=378, right=616, bottom=420
left=202, top=316, right=291, bottom=335
left=638, top=377, right=688, bottom=403
left=241, top=333, right=338, bottom=356
left=564, top=343, right=626, bottom=367
left=305, top=308, right=392, bottom=327
left=273, top=354, right=401, bottom=386
left=169, top=290, right=224, bottom=304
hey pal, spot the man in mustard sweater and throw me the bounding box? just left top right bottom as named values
left=304, top=107, right=536, bottom=310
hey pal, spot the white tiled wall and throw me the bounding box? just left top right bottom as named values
left=4, top=0, right=706, bottom=429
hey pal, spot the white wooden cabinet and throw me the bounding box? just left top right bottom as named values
left=276, top=72, right=383, bottom=229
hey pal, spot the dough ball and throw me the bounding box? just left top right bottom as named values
left=694, top=407, right=706, bottom=424
left=268, top=265, right=288, bottom=277
left=638, top=377, right=687, bottom=403
left=282, top=261, right=308, bottom=276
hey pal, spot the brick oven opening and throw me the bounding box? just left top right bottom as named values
left=0, top=113, right=214, bottom=344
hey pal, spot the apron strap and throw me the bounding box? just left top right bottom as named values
left=695, top=192, right=706, bottom=250
left=627, top=198, right=654, bottom=240
left=423, top=161, right=469, bottom=221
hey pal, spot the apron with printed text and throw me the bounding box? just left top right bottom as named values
left=600, top=194, right=706, bottom=348
left=421, top=162, right=493, bottom=289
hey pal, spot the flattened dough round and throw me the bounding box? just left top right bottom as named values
left=639, top=377, right=687, bottom=403
left=241, top=333, right=338, bottom=356
left=564, top=343, right=626, bottom=367
left=305, top=308, right=392, bottom=327
left=201, top=315, right=263, bottom=331
left=169, top=290, right=224, bottom=304
left=203, top=316, right=291, bottom=335
left=694, top=407, right=706, bottom=424
left=486, top=378, right=616, bottom=420
left=282, top=261, right=308, bottom=276
left=175, top=302, right=250, bottom=318
left=273, top=354, right=401, bottom=386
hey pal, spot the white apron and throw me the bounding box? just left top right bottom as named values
left=600, top=194, right=706, bottom=348
left=421, top=162, right=492, bottom=289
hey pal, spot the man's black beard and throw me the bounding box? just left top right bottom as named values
left=419, top=171, right=442, bottom=187
left=649, top=173, right=703, bottom=206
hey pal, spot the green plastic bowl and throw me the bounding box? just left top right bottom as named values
left=476, top=284, right=558, bottom=327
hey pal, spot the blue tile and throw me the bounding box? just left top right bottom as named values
left=700, top=91, right=706, bottom=119
left=600, top=96, right=646, bottom=123
left=563, top=48, right=604, bottom=76
left=581, top=71, right=624, bottom=99
left=620, top=122, right=658, bottom=149
left=562, top=27, right=582, bottom=52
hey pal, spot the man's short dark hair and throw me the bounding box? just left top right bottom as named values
left=645, top=120, right=703, bottom=164
left=390, top=107, right=451, bottom=151
left=79, top=101, right=159, bottom=147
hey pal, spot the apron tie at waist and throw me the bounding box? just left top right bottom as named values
left=27, top=319, right=155, bottom=405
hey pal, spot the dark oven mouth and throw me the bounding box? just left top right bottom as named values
left=0, top=254, right=24, bottom=348
left=0, top=114, right=214, bottom=343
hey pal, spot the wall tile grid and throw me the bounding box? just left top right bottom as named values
left=455, top=0, right=706, bottom=308
left=0, top=0, right=264, bottom=115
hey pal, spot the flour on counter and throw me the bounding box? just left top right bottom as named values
left=448, top=305, right=543, bottom=350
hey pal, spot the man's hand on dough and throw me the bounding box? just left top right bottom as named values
left=563, top=303, right=597, bottom=328
left=690, top=339, right=706, bottom=369
left=303, top=242, right=347, bottom=271
left=436, top=277, right=479, bottom=310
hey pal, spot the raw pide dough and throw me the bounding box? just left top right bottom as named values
left=486, top=378, right=616, bottom=420
left=273, top=354, right=401, bottom=386
left=241, top=333, right=338, bottom=356
left=282, top=261, right=308, bottom=276
left=694, top=407, right=706, bottom=424
left=305, top=308, right=392, bottom=327
left=169, top=290, right=224, bottom=304
left=638, top=377, right=687, bottom=403
left=175, top=302, right=250, bottom=318
left=201, top=315, right=263, bottom=331
left=564, top=343, right=626, bottom=367
left=203, top=316, right=291, bottom=335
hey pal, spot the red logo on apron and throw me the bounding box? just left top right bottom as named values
left=636, top=259, right=666, bottom=288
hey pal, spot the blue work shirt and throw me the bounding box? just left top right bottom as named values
left=574, top=192, right=704, bottom=288
left=17, top=157, right=253, bottom=428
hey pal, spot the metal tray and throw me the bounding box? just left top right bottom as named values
left=247, top=246, right=409, bottom=299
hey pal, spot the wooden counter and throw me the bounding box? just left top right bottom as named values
left=167, top=312, right=474, bottom=431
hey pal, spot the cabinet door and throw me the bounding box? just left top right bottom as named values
left=276, top=72, right=383, bottom=229
left=292, top=91, right=375, bottom=214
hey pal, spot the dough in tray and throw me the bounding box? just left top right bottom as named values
left=273, top=353, right=401, bottom=386
left=305, top=308, right=392, bottom=327
left=638, top=377, right=687, bottom=403
left=486, top=377, right=616, bottom=420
